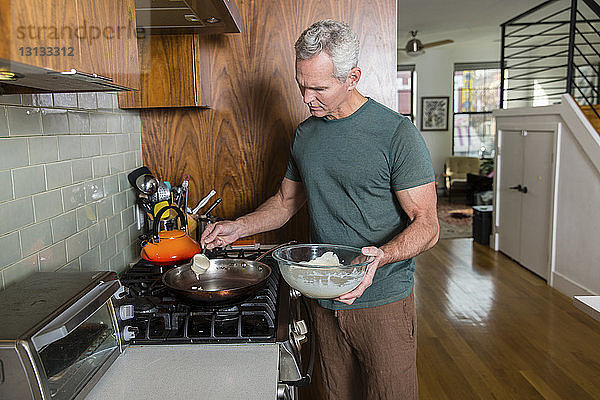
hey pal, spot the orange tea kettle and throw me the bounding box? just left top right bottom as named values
left=141, top=205, right=201, bottom=266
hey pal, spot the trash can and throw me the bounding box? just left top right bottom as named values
left=472, top=205, right=493, bottom=245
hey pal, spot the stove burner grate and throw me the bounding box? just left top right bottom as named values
left=119, top=249, right=281, bottom=344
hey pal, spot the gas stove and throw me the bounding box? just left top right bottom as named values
left=117, top=248, right=283, bottom=344
left=89, top=246, right=313, bottom=400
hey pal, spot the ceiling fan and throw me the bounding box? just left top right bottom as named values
left=404, top=31, right=454, bottom=56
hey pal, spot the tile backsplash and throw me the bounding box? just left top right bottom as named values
left=0, top=92, right=142, bottom=289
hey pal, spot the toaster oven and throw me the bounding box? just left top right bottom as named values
left=0, top=271, right=126, bottom=400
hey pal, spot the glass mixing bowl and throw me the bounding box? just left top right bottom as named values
left=272, top=244, right=372, bottom=299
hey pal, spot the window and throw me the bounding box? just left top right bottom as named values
left=397, top=65, right=416, bottom=121
left=453, top=63, right=500, bottom=158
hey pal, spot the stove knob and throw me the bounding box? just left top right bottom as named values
left=122, top=326, right=138, bottom=341
left=290, top=319, right=308, bottom=350
left=289, top=288, right=302, bottom=300
left=119, top=305, right=135, bottom=320
left=293, top=319, right=308, bottom=336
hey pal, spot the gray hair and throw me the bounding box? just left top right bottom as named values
left=295, top=19, right=360, bottom=82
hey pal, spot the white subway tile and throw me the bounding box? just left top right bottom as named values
left=100, top=135, right=117, bottom=155
left=68, top=111, right=90, bottom=134
left=3, top=254, right=38, bottom=288
left=12, top=165, right=46, bottom=198
left=46, top=161, right=73, bottom=189
left=65, top=229, right=89, bottom=261
left=0, top=232, right=21, bottom=267
left=112, top=192, right=127, bottom=214
left=90, top=113, right=108, bottom=134
left=53, top=93, right=77, bottom=109
left=6, top=107, right=42, bottom=136
left=41, top=108, right=68, bottom=135
left=76, top=204, right=97, bottom=230
left=92, top=156, right=110, bottom=178
left=61, top=183, right=85, bottom=211
left=107, top=115, right=121, bottom=134
left=103, top=175, right=119, bottom=196
left=115, top=133, right=129, bottom=152
left=96, top=93, right=113, bottom=110
left=96, top=197, right=113, bottom=220
left=72, top=158, right=93, bottom=183
left=80, top=246, right=101, bottom=270
left=33, top=189, right=63, bottom=221
left=88, top=222, right=107, bottom=247
left=0, top=138, right=29, bottom=170
left=28, top=136, right=59, bottom=164
left=81, top=135, right=101, bottom=157
left=115, top=229, right=129, bottom=253
left=58, top=135, right=82, bottom=160
left=51, top=210, right=77, bottom=242
left=106, top=213, right=122, bottom=237
left=109, top=251, right=125, bottom=272
left=39, top=241, right=68, bottom=272
left=84, top=178, right=105, bottom=202
left=77, top=93, right=97, bottom=110
left=0, top=106, right=8, bottom=137
left=0, top=170, right=13, bottom=203
left=0, top=197, right=34, bottom=236
left=20, top=220, right=52, bottom=257
left=99, top=236, right=116, bottom=263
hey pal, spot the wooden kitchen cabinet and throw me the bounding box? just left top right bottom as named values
left=117, top=34, right=210, bottom=108
left=0, top=0, right=139, bottom=91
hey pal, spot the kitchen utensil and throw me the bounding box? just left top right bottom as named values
left=141, top=206, right=201, bottom=266
left=204, top=197, right=222, bottom=215
left=171, top=185, right=184, bottom=209
left=191, top=189, right=216, bottom=214
left=151, top=181, right=171, bottom=203
left=135, top=174, right=159, bottom=195
left=162, top=242, right=295, bottom=304
left=272, top=244, right=372, bottom=299
left=153, top=201, right=173, bottom=219
left=127, top=166, right=152, bottom=188
left=190, top=253, right=210, bottom=276
left=181, top=175, right=190, bottom=213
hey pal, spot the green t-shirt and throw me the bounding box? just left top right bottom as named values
left=285, top=98, right=435, bottom=310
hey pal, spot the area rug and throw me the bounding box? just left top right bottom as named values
left=437, top=200, right=473, bottom=239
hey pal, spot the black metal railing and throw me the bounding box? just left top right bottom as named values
left=500, top=0, right=600, bottom=121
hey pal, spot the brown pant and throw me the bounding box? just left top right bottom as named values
left=309, top=291, right=417, bottom=400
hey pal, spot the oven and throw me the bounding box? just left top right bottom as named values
left=85, top=246, right=313, bottom=400
left=0, top=271, right=126, bottom=400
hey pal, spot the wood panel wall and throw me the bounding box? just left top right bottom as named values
left=139, top=0, right=397, bottom=245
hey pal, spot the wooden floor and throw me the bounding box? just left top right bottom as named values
left=416, top=239, right=600, bottom=400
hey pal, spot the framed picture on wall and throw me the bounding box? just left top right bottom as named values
left=420, top=96, right=449, bottom=131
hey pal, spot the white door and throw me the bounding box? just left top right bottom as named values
left=519, top=130, right=553, bottom=279
left=497, top=130, right=524, bottom=262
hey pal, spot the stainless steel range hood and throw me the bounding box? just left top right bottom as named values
left=135, top=0, right=241, bottom=34
left=0, top=59, right=134, bottom=93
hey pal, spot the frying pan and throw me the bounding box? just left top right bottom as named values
left=162, top=242, right=295, bottom=305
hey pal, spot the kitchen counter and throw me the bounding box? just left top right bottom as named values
left=85, top=344, right=280, bottom=400
left=573, top=296, right=600, bottom=322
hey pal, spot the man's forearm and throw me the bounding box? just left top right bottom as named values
left=379, top=216, right=439, bottom=265
left=234, top=191, right=304, bottom=237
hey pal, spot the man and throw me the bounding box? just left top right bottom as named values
left=202, top=19, right=438, bottom=400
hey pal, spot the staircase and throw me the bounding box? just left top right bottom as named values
left=580, top=105, right=600, bottom=134
left=500, top=0, right=600, bottom=120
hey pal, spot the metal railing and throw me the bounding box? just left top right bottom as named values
left=500, top=0, right=600, bottom=120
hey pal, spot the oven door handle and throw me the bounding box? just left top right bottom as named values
left=285, top=296, right=315, bottom=387
left=31, top=280, right=121, bottom=350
